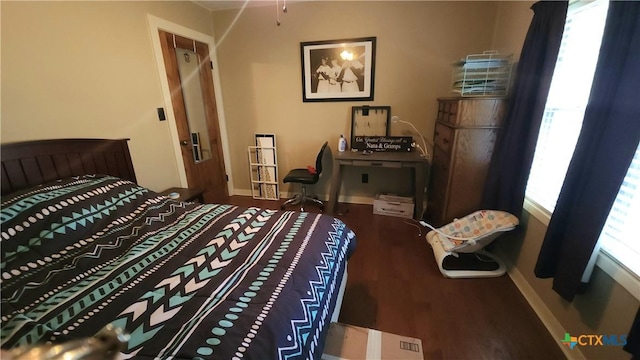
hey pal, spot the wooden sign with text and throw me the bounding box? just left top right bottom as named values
left=352, top=136, right=413, bottom=152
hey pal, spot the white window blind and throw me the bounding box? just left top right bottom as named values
left=599, top=145, right=640, bottom=277
left=525, top=0, right=609, bottom=211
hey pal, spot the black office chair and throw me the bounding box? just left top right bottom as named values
left=280, top=142, right=328, bottom=212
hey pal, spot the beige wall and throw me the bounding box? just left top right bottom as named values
left=492, top=2, right=639, bottom=359
left=1, top=0, right=502, bottom=200
left=1, top=1, right=213, bottom=191
left=2, top=1, right=637, bottom=357
left=492, top=0, right=535, bottom=61
left=211, top=1, right=499, bottom=199
left=501, top=212, right=638, bottom=359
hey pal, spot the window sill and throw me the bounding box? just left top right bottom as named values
left=523, top=197, right=640, bottom=301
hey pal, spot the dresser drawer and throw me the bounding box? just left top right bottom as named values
left=434, top=123, right=454, bottom=155
left=437, top=98, right=505, bottom=127
left=431, top=149, right=451, bottom=186
left=437, top=100, right=458, bottom=124
left=427, top=149, right=451, bottom=226
left=352, top=160, right=402, bottom=168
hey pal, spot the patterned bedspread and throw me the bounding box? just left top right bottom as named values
left=0, top=175, right=355, bottom=359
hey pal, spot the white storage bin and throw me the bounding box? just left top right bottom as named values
left=373, top=193, right=414, bottom=219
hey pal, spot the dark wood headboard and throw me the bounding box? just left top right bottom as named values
left=1, top=138, right=137, bottom=196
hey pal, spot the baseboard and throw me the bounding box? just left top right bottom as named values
left=233, top=189, right=253, bottom=197
left=330, top=194, right=374, bottom=205
left=495, top=248, right=586, bottom=360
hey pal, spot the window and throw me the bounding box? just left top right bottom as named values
left=599, top=145, right=640, bottom=276
left=525, top=0, right=609, bottom=211
left=526, top=0, right=640, bottom=284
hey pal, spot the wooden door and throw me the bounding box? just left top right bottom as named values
left=159, top=30, right=228, bottom=203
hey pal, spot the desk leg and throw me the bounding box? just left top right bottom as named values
left=414, top=163, right=426, bottom=220
left=327, top=161, right=342, bottom=216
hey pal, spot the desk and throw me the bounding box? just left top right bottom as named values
left=327, top=151, right=429, bottom=220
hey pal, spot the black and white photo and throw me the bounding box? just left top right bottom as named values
left=300, top=37, right=376, bottom=102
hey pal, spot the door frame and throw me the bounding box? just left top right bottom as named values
left=147, top=14, right=235, bottom=194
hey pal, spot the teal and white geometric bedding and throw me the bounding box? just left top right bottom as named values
left=0, top=175, right=355, bottom=359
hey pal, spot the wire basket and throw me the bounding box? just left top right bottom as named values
left=451, top=51, right=512, bottom=96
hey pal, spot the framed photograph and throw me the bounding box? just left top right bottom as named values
left=300, top=37, right=376, bottom=102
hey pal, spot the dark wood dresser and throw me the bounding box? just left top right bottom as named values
left=426, top=97, right=507, bottom=226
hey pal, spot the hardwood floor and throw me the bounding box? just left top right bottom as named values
left=221, top=196, right=566, bottom=359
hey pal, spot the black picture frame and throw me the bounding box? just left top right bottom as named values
left=350, top=105, right=390, bottom=146
left=300, top=37, right=376, bottom=102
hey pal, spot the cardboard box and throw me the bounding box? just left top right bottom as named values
left=373, top=193, right=415, bottom=219
left=322, top=322, right=424, bottom=360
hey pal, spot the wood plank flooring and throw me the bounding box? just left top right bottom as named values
left=221, top=196, right=566, bottom=359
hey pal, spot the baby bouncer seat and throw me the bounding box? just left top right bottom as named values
left=423, top=210, right=519, bottom=278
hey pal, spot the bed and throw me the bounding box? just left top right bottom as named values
left=0, top=138, right=355, bottom=359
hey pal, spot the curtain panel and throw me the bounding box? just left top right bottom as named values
left=626, top=307, right=640, bottom=358
left=532, top=3, right=640, bottom=356
left=533, top=0, right=640, bottom=300
left=480, top=1, right=568, bottom=217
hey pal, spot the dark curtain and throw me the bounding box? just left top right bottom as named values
left=534, top=1, right=640, bottom=304
left=481, top=1, right=568, bottom=217
left=626, top=308, right=640, bottom=358
left=535, top=3, right=640, bottom=356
